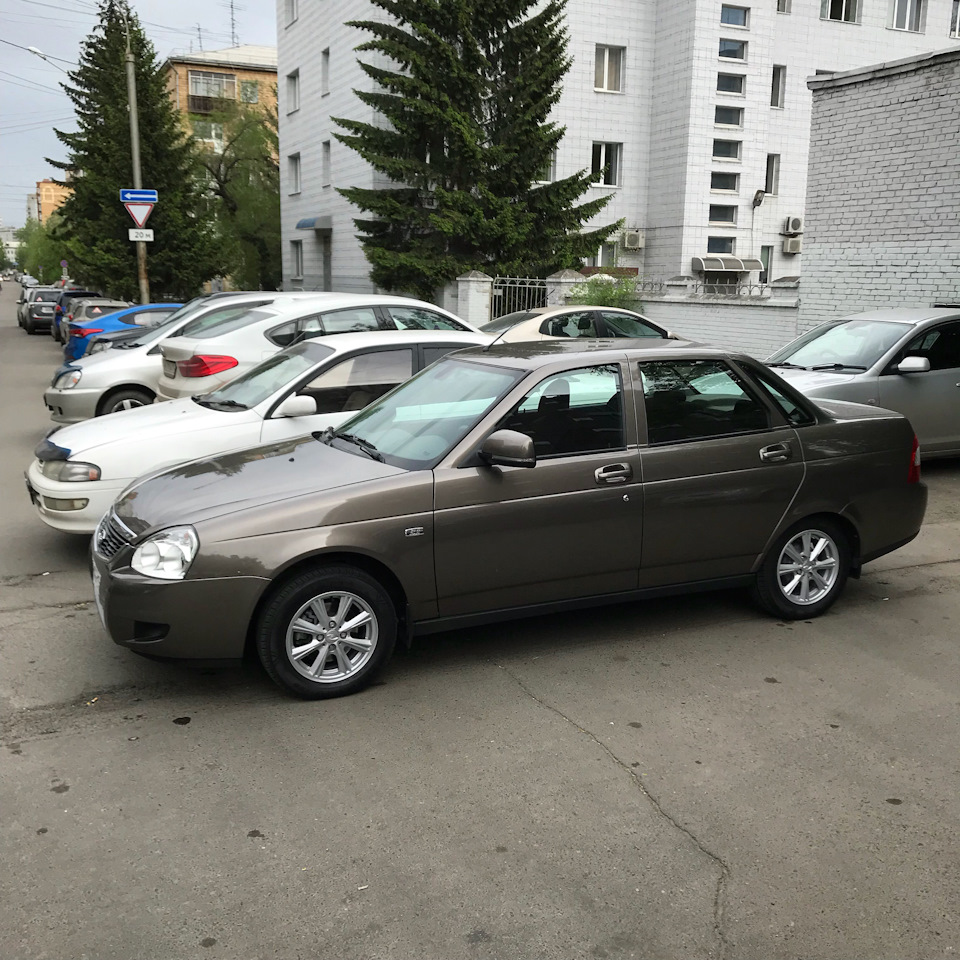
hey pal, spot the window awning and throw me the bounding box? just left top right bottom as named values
left=296, top=215, right=333, bottom=231
left=692, top=255, right=764, bottom=272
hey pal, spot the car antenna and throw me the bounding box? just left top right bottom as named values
left=482, top=325, right=512, bottom=352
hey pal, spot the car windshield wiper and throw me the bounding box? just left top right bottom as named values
left=191, top=395, right=248, bottom=410
left=330, top=431, right=385, bottom=461
left=810, top=363, right=867, bottom=371
left=768, top=361, right=807, bottom=370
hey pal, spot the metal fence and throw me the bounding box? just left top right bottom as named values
left=490, top=276, right=548, bottom=319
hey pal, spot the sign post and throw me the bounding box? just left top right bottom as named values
left=120, top=188, right=157, bottom=303
left=60, top=259, right=68, bottom=280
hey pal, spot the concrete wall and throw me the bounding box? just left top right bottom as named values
left=801, top=49, right=960, bottom=329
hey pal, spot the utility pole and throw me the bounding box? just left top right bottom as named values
left=122, top=6, right=150, bottom=304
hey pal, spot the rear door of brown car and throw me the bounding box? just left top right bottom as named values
left=635, top=358, right=803, bottom=588
left=433, top=362, right=643, bottom=617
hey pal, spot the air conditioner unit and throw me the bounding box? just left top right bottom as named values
left=782, top=236, right=802, bottom=254
left=621, top=229, right=645, bottom=250
left=783, top=214, right=804, bottom=235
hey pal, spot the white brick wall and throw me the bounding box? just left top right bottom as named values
left=802, top=50, right=960, bottom=328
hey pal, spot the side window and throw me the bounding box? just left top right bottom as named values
left=542, top=311, right=597, bottom=338
left=498, top=364, right=624, bottom=457
left=319, top=307, right=380, bottom=334
left=599, top=311, right=664, bottom=338
left=639, top=359, right=770, bottom=444
left=268, top=320, right=298, bottom=348
left=298, top=348, right=414, bottom=414
left=899, top=321, right=960, bottom=371
left=386, top=306, right=467, bottom=331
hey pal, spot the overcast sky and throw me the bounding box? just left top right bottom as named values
left=0, top=0, right=277, bottom=229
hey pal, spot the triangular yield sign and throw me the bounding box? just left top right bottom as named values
left=124, top=202, right=154, bottom=228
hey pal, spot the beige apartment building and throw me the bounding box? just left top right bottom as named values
left=36, top=179, right=71, bottom=223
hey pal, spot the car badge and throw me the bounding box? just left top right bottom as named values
left=404, top=527, right=425, bottom=538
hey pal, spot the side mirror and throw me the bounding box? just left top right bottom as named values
left=479, top=429, right=536, bottom=468
left=275, top=394, right=318, bottom=418
left=897, top=356, right=931, bottom=374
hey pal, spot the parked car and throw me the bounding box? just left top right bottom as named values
left=60, top=299, right=131, bottom=355
left=64, top=302, right=182, bottom=361
left=51, top=289, right=102, bottom=343
left=20, top=275, right=39, bottom=287
left=90, top=339, right=926, bottom=699
left=27, top=330, right=489, bottom=534
left=155, top=294, right=479, bottom=401
left=480, top=305, right=674, bottom=343
left=17, top=286, right=61, bottom=333
left=767, top=307, right=960, bottom=458
left=44, top=292, right=358, bottom=423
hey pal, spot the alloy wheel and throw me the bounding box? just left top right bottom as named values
left=775, top=528, right=839, bottom=606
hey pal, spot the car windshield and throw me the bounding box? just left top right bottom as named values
left=113, top=298, right=215, bottom=348
left=326, top=357, right=524, bottom=469
left=768, top=319, right=913, bottom=370
left=480, top=311, right=540, bottom=333
left=200, top=341, right=335, bottom=409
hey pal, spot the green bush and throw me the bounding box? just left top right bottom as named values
left=567, top=274, right=641, bottom=309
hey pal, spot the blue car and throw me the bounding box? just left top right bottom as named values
left=64, top=302, right=182, bottom=360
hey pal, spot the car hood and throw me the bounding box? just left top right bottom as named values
left=769, top=368, right=859, bottom=394
left=114, top=435, right=406, bottom=536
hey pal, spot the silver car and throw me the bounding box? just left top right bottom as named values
left=767, top=307, right=960, bottom=458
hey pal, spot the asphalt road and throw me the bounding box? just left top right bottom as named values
left=2, top=282, right=960, bottom=960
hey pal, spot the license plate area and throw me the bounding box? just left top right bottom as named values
left=162, top=359, right=176, bottom=378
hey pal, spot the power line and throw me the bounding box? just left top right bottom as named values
left=0, top=36, right=77, bottom=64
left=0, top=72, right=66, bottom=95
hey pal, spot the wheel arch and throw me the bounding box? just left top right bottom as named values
left=95, top=383, right=157, bottom=416
left=760, top=510, right=862, bottom=577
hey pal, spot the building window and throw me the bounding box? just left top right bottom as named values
left=322, top=141, right=331, bottom=186
left=712, top=139, right=741, bottom=160
left=321, top=49, right=330, bottom=96
left=714, top=106, right=743, bottom=126
left=536, top=149, right=558, bottom=182
left=707, top=236, right=735, bottom=254
left=592, top=142, right=622, bottom=186
left=717, top=73, right=745, bottom=94
left=709, top=204, right=738, bottom=224
left=720, top=5, right=749, bottom=26
left=711, top=171, right=739, bottom=191
left=191, top=120, right=224, bottom=149
left=952, top=0, right=960, bottom=36
left=765, top=154, right=780, bottom=195
left=586, top=242, right=618, bottom=267
left=760, top=244, right=773, bottom=283
left=777, top=0, right=792, bottom=10
left=240, top=80, right=259, bottom=103
left=771, top=65, right=786, bottom=107
left=188, top=70, right=236, bottom=99
left=285, top=0, right=298, bottom=24
left=890, top=0, right=924, bottom=30
left=290, top=240, right=304, bottom=279
left=719, top=38, right=747, bottom=59
left=288, top=153, right=301, bottom=194
left=820, top=0, right=859, bottom=22
left=594, top=45, right=624, bottom=92
left=286, top=70, right=300, bottom=113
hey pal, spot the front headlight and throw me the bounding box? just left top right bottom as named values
left=131, top=526, right=199, bottom=581
left=91, top=341, right=111, bottom=353
left=54, top=369, right=82, bottom=389
left=40, top=460, right=101, bottom=482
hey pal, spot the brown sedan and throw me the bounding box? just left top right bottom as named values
left=91, top=340, right=927, bottom=699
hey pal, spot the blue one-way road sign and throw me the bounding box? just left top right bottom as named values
left=119, top=188, right=158, bottom=203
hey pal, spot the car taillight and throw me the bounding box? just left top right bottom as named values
left=176, top=355, right=238, bottom=378
left=71, top=327, right=103, bottom=338
left=908, top=434, right=921, bottom=483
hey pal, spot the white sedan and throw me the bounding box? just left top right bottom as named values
left=26, top=330, right=488, bottom=534
left=156, top=295, right=479, bottom=401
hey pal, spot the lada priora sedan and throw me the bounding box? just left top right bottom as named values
left=91, top=340, right=927, bottom=700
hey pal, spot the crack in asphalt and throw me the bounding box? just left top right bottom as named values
left=494, top=660, right=730, bottom=960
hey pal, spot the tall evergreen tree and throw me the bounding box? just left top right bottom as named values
left=334, top=0, right=619, bottom=298
left=50, top=0, right=224, bottom=300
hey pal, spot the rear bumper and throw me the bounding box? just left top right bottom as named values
left=857, top=480, right=928, bottom=566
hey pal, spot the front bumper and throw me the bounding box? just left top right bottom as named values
left=44, top=386, right=104, bottom=423
left=25, top=460, right=125, bottom=534
left=91, top=550, right=268, bottom=659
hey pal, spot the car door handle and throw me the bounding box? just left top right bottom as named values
left=759, top=442, right=792, bottom=463
left=595, top=463, right=632, bottom=484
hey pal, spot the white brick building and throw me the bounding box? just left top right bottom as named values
left=278, top=0, right=960, bottom=297
left=801, top=47, right=960, bottom=328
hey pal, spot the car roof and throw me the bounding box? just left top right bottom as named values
left=246, top=292, right=461, bottom=320
left=290, top=329, right=490, bottom=353
left=448, top=338, right=728, bottom=370
left=833, top=307, right=960, bottom=325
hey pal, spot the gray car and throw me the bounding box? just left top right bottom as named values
left=91, top=340, right=926, bottom=700
left=767, top=307, right=960, bottom=458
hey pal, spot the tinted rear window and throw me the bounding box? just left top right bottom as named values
left=481, top=311, right=539, bottom=333
left=177, top=302, right=276, bottom=339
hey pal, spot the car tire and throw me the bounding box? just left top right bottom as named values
left=97, top=388, right=153, bottom=416
left=255, top=564, right=398, bottom=699
left=752, top=517, right=851, bottom=620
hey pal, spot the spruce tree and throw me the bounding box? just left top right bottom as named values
left=334, top=0, right=619, bottom=299
left=50, top=0, right=224, bottom=300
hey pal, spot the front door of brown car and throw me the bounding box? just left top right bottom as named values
left=635, top=359, right=804, bottom=587
left=433, top=363, right=643, bottom=617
